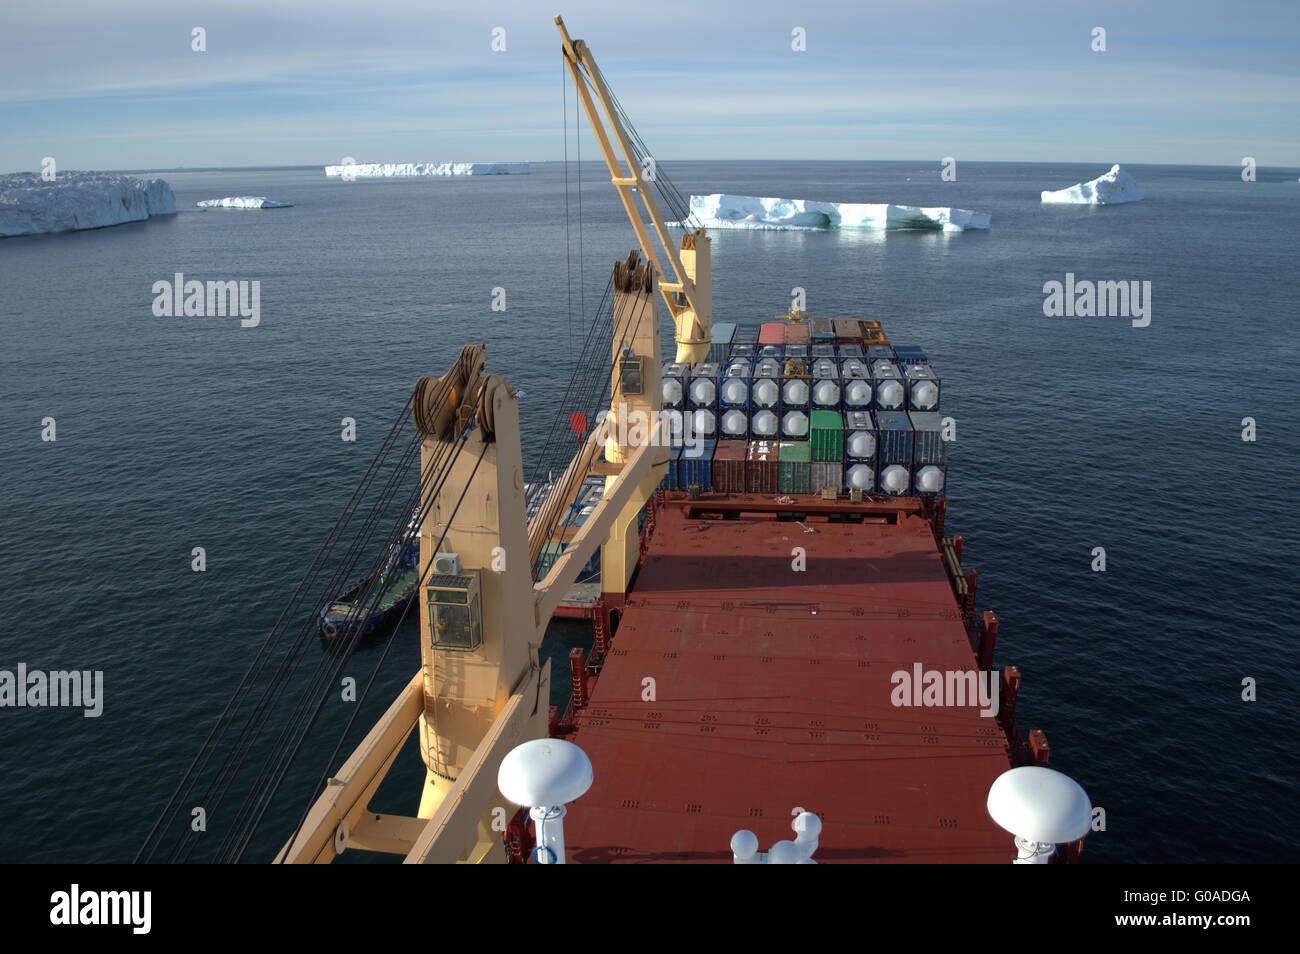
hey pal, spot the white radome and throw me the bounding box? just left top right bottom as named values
left=986, top=766, right=1093, bottom=844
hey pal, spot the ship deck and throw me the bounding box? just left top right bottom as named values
left=564, top=491, right=1014, bottom=863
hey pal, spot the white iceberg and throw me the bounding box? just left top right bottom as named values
left=196, top=196, right=293, bottom=209
left=1041, top=164, right=1143, bottom=204
left=0, top=171, right=176, bottom=238
left=679, top=193, right=990, bottom=232
left=323, top=161, right=529, bottom=177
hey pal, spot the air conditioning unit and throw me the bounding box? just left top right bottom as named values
left=433, top=552, right=461, bottom=575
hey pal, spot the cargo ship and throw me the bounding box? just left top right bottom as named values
left=142, top=15, right=1092, bottom=866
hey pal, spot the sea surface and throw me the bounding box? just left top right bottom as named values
left=1, top=160, right=1297, bottom=864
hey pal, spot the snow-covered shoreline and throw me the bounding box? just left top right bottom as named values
left=196, top=196, right=292, bottom=208
left=679, top=193, right=991, bottom=232
left=0, top=172, right=177, bottom=238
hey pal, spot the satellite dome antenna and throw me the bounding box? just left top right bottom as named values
left=497, top=739, right=593, bottom=865
left=731, top=811, right=822, bottom=864
left=986, top=766, right=1092, bottom=864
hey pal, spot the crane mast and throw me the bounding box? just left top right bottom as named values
left=555, top=15, right=713, bottom=365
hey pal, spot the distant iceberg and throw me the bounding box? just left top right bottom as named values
left=1041, top=164, right=1144, bottom=204
left=680, top=194, right=991, bottom=232
left=197, top=196, right=293, bottom=208
left=0, top=172, right=176, bottom=238
left=323, top=161, right=529, bottom=177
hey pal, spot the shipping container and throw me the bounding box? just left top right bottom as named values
left=783, top=322, right=810, bottom=346
left=872, top=361, right=906, bottom=410
left=751, top=376, right=781, bottom=409
left=711, top=440, right=749, bottom=493
left=784, top=344, right=808, bottom=359
left=733, top=325, right=759, bottom=345
left=777, top=441, right=811, bottom=494
left=842, top=376, right=873, bottom=410
left=810, top=461, right=843, bottom=493
left=867, top=345, right=896, bottom=362
left=844, top=411, right=878, bottom=460
left=718, top=407, right=750, bottom=440
left=913, top=464, right=945, bottom=496
left=688, top=363, right=719, bottom=410
left=860, top=319, right=889, bottom=346
left=878, top=462, right=911, bottom=496
left=746, top=440, right=780, bottom=494
left=686, top=407, right=717, bottom=441
left=904, top=365, right=941, bottom=411
left=780, top=408, right=810, bottom=438
left=810, top=409, right=844, bottom=461
left=749, top=408, right=781, bottom=440
left=678, top=440, right=716, bottom=491
left=812, top=357, right=837, bottom=377
left=844, top=461, right=875, bottom=493
left=718, top=369, right=750, bottom=409
left=781, top=376, right=811, bottom=409
left=708, top=322, right=736, bottom=364
left=811, top=377, right=841, bottom=409
left=892, top=345, right=928, bottom=365
left=811, top=344, right=836, bottom=358
left=757, top=343, right=784, bottom=360
left=729, top=343, right=755, bottom=361
left=811, top=315, right=835, bottom=343
left=837, top=344, right=865, bottom=360
left=833, top=317, right=861, bottom=343
left=874, top=410, right=914, bottom=464
left=908, top=411, right=947, bottom=466
left=660, top=408, right=685, bottom=445
left=661, top=364, right=687, bottom=409
left=663, top=443, right=684, bottom=490
left=759, top=322, right=786, bottom=346
left=753, top=356, right=783, bottom=379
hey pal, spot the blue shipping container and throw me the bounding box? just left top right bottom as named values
left=874, top=410, right=914, bottom=464
left=678, top=440, right=717, bottom=491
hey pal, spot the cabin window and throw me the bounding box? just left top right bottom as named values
left=426, top=573, right=482, bottom=651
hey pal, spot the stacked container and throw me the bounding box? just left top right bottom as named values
left=843, top=410, right=878, bottom=494
left=874, top=410, right=914, bottom=496
left=783, top=321, right=810, bottom=348
left=811, top=358, right=841, bottom=410
left=837, top=344, right=865, bottom=360
left=810, top=409, right=844, bottom=462
left=678, top=440, right=716, bottom=491
left=860, top=320, right=888, bottom=347
left=688, top=362, right=719, bottom=440
left=867, top=344, right=896, bottom=363
left=708, top=322, right=736, bottom=364
left=833, top=317, right=862, bottom=344
left=811, top=344, right=836, bottom=358
left=661, top=443, right=684, bottom=490
left=759, top=322, right=786, bottom=349
left=903, top=364, right=941, bottom=411
left=811, top=315, right=835, bottom=343
left=908, top=410, right=947, bottom=496
left=780, top=358, right=811, bottom=439
left=871, top=360, right=906, bottom=411
left=777, top=440, right=811, bottom=493
left=746, top=440, right=780, bottom=494
left=661, top=361, right=687, bottom=411
left=711, top=440, right=748, bottom=493
left=892, top=345, right=927, bottom=366
left=733, top=325, right=759, bottom=347
left=841, top=358, right=873, bottom=411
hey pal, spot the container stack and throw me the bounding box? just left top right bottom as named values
left=659, top=324, right=948, bottom=499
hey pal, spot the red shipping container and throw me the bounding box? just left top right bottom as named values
left=759, top=322, right=786, bottom=345
left=782, top=322, right=810, bottom=345
left=746, top=441, right=780, bottom=494
left=711, top=441, right=749, bottom=494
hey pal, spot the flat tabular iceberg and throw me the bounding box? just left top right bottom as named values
left=323, top=161, right=529, bottom=177
left=1041, top=164, right=1143, bottom=204
left=197, top=196, right=293, bottom=208
left=681, top=194, right=990, bottom=232
left=0, top=172, right=176, bottom=238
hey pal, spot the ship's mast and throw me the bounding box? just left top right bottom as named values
left=556, top=15, right=712, bottom=365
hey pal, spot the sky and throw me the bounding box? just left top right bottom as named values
left=1, top=0, right=1297, bottom=172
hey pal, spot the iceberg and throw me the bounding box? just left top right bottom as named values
left=0, top=172, right=176, bottom=238
left=196, top=196, right=293, bottom=208
left=1041, top=164, right=1143, bottom=204
left=323, top=161, right=529, bottom=177
left=679, top=194, right=991, bottom=232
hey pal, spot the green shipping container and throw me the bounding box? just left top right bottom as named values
left=810, top=410, right=844, bottom=461
left=778, top=440, right=811, bottom=494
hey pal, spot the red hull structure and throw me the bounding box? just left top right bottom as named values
left=557, top=491, right=1049, bottom=863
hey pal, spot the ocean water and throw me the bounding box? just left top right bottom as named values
left=1, top=160, right=1297, bottom=864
